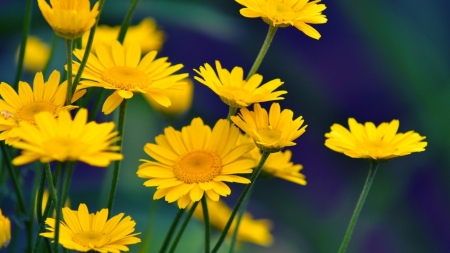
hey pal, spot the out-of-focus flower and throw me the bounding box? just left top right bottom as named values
left=144, top=78, right=194, bottom=118
left=19, top=36, right=50, bottom=72
left=137, top=118, right=255, bottom=209
left=235, top=0, right=327, bottom=39
left=40, top=203, right=141, bottom=252
left=0, top=210, right=10, bottom=249
left=37, top=0, right=99, bottom=39
left=194, top=61, right=286, bottom=108
left=231, top=103, right=307, bottom=152
left=82, top=17, right=164, bottom=53
left=192, top=199, right=273, bottom=246
left=72, top=41, right=188, bottom=115
left=325, top=118, right=427, bottom=160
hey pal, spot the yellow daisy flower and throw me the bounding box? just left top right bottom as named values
left=19, top=36, right=50, bottom=72
left=40, top=203, right=141, bottom=252
left=325, top=118, right=427, bottom=160
left=194, top=60, right=286, bottom=108
left=231, top=103, right=307, bottom=152
left=235, top=0, right=328, bottom=39
left=37, top=0, right=100, bottom=39
left=144, top=78, right=194, bottom=118
left=192, top=199, right=273, bottom=246
left=11, top=108, right=123, bottom=167
left=72, top=40, right=189, bottom=115
left=0, top=70, right=85, bottom=145
left=0, top=210, right=10, bottom=249
left=82, top=17, right=165, bottom=53
left=137, top=117, right=256, bottom=209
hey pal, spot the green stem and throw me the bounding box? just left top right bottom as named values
left=117, top=0, right=141, bottom=44
left=138, top=199, right=159, bottom=253
left=65, top=39, right=73, bottom=105
left=229, top=186, right=255, bottom=253
left=43, top=34, right=58, bottom=77
left=28, top=168, right=41, bottom=252
left=14, top=0, right=33, bottom=88
left=245, top=25, right=278, bottom=81
left=53, top=162, right=70, bottom=253
left=88, top=89, right=105, bottom=121
left=36, top=165, right=46, bottom=225
left=201, top=196, right=210, bottom=253
left=211, top=151, right=270, bottom=253
left=337, top=161, right=380, bottom=253
left=227, top=107, right=238, bottom=121
left=168, top=201, right=199, bottom=253
left=106, top=99, right=128, bottom=217
left=159, top=208, right=185, bottom=253
left=71, top=0, right=106, bottom=95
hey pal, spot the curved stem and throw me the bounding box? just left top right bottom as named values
left=71, top=0, right=106, bottom=95
left=201, top=196, right=210, bottom=253
left=227, top=106, right=238, bottom=121
left=65, top=39, right=73, bottom=105
left=168, top=201, right=199, bottom=253
left=36, top=166, right=46, bottom=225
left=159, top=208, right=185, bottom=253
left=14, top=0, right=33, bottom=88
left=229, top=186, right=255, bottom=253
left=245, top=25, right=278, bottom=81
left=53, top=162, right=70, bottom=253
left=106, top=99, right=128, bottom=217
left=138, top=200, right=159, bottom=253
left=337, top=161, right=380, bottom=253
left=117, top=0, right=141, bottom=43
left=211, top=151, right=270, bottom=253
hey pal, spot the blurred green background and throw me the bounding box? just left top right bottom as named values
left=0, top=0, right=449, bottom=252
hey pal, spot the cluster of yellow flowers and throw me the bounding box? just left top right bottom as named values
left=0, top=0, right=428, bottom=252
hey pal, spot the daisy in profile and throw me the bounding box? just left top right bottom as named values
left=231, top=103, right=307, bottom=152
left=82, top=17, right=165, bottom=53
left=137, top=118, right=256, bottom=209
left=325, top=118, right=427, bottom=161
left=0, top=209, right=10, bottom=249
left=40, top=203, right=140, bottom=252
left=192, top=199, right=273, bottom=246
left=235, top=0, right=328, bottom=39
left=72, top=40, right=188, bottom=115
left=194, top=61, right=286, bottom=108
left=11, top=108, right=123, bottom=167
left=37, top=0, right=99, bottom=39
left=0, top=70, right=85, bottom=145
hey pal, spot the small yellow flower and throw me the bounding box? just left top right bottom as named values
left=72, top=40, right=188, bottom=115
left=192, top=199, right=273, bottom=246
left=82, top=17, right=165, bottom=53
left=235, top=0, right=327, bottom=39
left=37, top=0, right=100, bottom=39
left=0, top=210, right=10, bottom=249
left=11, top=108, right=123, bottom=167
left=137, top=117, right=256, bottom=209
left=40, top=203, right=141, bottom=252
left=144, top=78, right=194, bottom=118
left=325, top=118, right=427, bottom=160
left=0, top=70, right=85, bottom=145
left=194, top=61, right=286, bottom=108
left=231, top=103, right=307, bottom=152
left=19, top=36, right=50, bottom=72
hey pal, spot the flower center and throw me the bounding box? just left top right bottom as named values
left=15, top=101, right=57, bottom=125
left=102, top=66, right=149, bottom=90
left=256, top=129, right=282, bottom=144
left=72, top=231, right=111, bottom=248
left=42, top=137, right=85, bottom=161
left=174, top=150, right=221, bottom=184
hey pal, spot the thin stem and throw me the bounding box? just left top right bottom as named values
left=337, top=161, right=380, bottom=253
left=14, top=0, right=33, bottom=88
left=227, top=107, right=238, bottom=121
left=36, top=166, right=47, bottom=225
left=159, top=208, right=185, bottom=253
left=117, top=0, right=141, bottom=43
left=88, top=89, right=105, bottom=121
left=168, top=201, right=200, bottom=253
left=72, top=0, right=106, bottom=95
left=201, top=196, right=210, bottom=253
left=245, top=25, right=278, bottom=81
left=138, top=200, right=159, bottom=253
left=106, top=99, right=128, bottom=217
left=28, top=168, right=41, bottom=252
left=211, top=151, right=270, bottom=253
left=53, top=162, right=70, bottom=253
left=43, top=34, right=58, bottom=77
left=229, top=186, right=255, bottom=253
left=65, top=39, right=74, bottom=105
